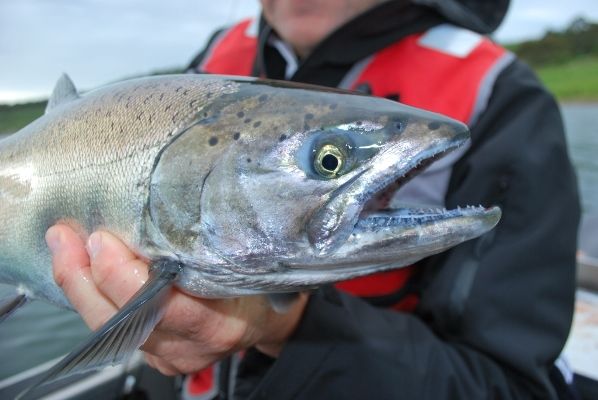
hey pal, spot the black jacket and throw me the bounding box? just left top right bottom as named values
left=188, top=2, right=580, bottom=399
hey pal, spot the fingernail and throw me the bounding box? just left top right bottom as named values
left=45, top=227, right=62, bottom=254
left=87, top=232, right=102, bottom=260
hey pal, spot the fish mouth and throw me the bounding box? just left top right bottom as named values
left=305, top=119, right=501, bottom=267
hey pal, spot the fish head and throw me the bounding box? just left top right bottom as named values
left=148, top=78, right=500, bottom=293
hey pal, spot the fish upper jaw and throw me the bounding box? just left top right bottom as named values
left=307, top=117, right=470, bottom=256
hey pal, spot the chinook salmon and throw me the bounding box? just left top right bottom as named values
left=0, top=74, right=500, bottom=393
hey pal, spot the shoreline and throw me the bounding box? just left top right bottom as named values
left=560, top=100, right=598, bottom=105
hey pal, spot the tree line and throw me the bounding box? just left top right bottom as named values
left=509, top=17, right=598, bottom=67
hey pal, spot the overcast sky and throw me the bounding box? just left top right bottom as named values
left=1, top=0, right=597, bottom=104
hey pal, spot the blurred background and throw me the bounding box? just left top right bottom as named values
left=0, top=0, right=597, bottom=397
left=1, top=0, right=597, bottom=104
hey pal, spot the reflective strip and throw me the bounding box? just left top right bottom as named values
left=555, top=356, right=575, bottom=385
left=338, top=55, right=374, bottom=90
left=418, top=24, right=483, bottom=58
left=268, top=37, right=299, bottom=79
left=468, top=51, right=515, bottom=126
left=227, top=353, right=242, bottom=397
left=245, top=17, right=259, bottom=38
left=197, top=27, right=235, bottom=73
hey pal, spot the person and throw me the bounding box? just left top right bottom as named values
left=46, top=0, right=581, bottom=398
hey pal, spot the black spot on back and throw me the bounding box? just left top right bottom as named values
left=279, top=134, right=287, bottom=142
left=258, top=94, right=268, bottom=102
left=253, top=121, right=262, bottom=128
left=428, top=121, right=440, bottom=131
left=244, top=118, right=252, bottom=124
left=233, top=132, right=241, bottom=140
left=209, top=137, right=218, bottom=146
left=329, top=103, right=338, bottom=110
left=305, top=113, right=314, bottom=120
left=237, top=111, right=245, bottom=118
left=246, top=158, right=252, bottom=163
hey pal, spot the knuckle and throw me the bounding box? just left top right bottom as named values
left=92, top=260, right=118, bottom=290
left=205, top=316, right=246, bottom=354
left=52, top=264, right=67, bottom=288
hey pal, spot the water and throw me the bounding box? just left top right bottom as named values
left=0, top=103, right=596, bottom=381
left=561, top=103, right=598, bottom=216
left=0, top=284, right=89, bottom=380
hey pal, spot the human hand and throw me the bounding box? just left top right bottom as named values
left=46, top=224, right=308, bottom=375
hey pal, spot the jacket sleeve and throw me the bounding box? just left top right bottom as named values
left=244, top=59, right=581, bottom=399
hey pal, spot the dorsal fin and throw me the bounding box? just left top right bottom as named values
left=45, top=73, right=79, bottom=114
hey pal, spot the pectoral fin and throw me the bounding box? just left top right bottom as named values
left=0, top=293, right=27, bottom=323
left=18, top=260, right=182, bottom=399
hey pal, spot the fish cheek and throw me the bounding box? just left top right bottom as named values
left=147, top=125, right=217, bottom=252
left=198, top=152, right=270, bottom=257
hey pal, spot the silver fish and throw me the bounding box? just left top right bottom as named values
left=0, top=74, right=500, bottom=393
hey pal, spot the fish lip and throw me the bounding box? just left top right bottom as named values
left=308, top=127, right=469, bottom=256
left=355, top=205, right=502, bottom=231
left=286, top=205, right=502, bottom=275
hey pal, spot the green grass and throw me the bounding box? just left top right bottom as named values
left=0, top=101, right=46, bottom=134
left=535, top=57, right=598, bottom=101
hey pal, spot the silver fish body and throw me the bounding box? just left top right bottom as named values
left=0, top=74, right=500, bottom=308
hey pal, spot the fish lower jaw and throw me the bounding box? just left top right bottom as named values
left=355, top=205, right=495, bottom=230
left=328, top=204, right=501, bottom=263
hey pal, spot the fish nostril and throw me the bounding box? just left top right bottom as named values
left=428, top=121, right=440, bottom=131
left=394, top=121, right=404, bottom=133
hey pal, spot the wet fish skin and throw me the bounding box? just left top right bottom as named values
left=0, top=74, right=499, bottom=307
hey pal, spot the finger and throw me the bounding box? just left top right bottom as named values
left=87, top=231, right=150, bottom=308
left=47, top=225, right=117, bottom=330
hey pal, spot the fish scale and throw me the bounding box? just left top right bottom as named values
left=0, top=75, right=239, bottom=306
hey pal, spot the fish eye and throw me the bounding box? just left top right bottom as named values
left=314, top=144, right=344, bottom=178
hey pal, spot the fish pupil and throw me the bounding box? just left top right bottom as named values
left=322, top=154, right=339, bottom=171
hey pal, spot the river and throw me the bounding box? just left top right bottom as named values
left=562, top=103, right=598, bottom=215
left=0, top=103, right=597, bottom=380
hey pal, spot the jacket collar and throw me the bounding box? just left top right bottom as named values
left=254, top=1, right=444, bottom=85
